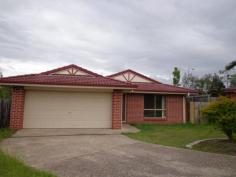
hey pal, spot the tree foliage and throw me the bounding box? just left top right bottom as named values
left=172, top=67, right=180, bottom=86
left=196, top=74, right=212, bottom=92
left=181, top=72, right=198, bottom=89
left=225, top=60, right=236, bottom=71
left=181, top=72, right=225, bottom=96
left=208, top=74, right=225, bottom=96
left=202, top=97, right=236, bottom=141
left=0, top=87, right=11, bottom=99
left=229, top=74, right=236, bottom=87
left=224, top=60, right=236, bottom=87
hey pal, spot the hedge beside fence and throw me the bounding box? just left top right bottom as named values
left=0, top=99, right=11, bottom=128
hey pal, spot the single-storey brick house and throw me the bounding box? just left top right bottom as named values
left=0, top=64, right=196, bottom=130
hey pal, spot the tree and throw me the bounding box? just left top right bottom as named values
left=229, top=74, right=236, bottom=87
left=196, top=74, right=212, bottom=93
left=208, top=74, right=225, bottom=97
left=224, top=60, right=236, bottom=87
left=182, top=72, right=225, bottom=96
left=181, top=72, right=198, bottom=89
left=202, top=97, right=236, bottom=141
left=0, top=70, right=11, bottom=99
left=225, top=60, right=236, bottom=71
left=0, top=87, right=11, bottom=99
left=172, top=67, right=180, bottom=86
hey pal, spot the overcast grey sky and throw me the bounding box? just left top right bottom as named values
left=0, top=0, right=235, bottom=83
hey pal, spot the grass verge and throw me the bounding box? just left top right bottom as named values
left=124, top=123, right=225, bottom=148
left=0, top=128, right=57, bottom=177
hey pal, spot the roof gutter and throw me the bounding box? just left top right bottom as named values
left=128, top=90, right=189, bottom=95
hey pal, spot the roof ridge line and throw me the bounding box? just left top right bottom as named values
left=0, top=73, right=38, bottom=79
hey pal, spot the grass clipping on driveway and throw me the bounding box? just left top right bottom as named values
left=124, top=124, right=225, bottom=148
left=0, top=128, right=56, bottom=177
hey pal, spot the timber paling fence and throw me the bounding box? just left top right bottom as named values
left=0, top=99, right=11, bottom=128
left=186, top=95, right=218, bottom=124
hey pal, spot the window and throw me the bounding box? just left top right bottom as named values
left=144, top=94, right=166, bottom=118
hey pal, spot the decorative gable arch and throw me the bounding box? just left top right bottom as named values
left=41, top=64, right=101, bottom=77
left=52, top=67, right=89, bottom=76
left=108, top=69, right=160, bottom=83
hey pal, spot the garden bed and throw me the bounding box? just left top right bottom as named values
left=193, top=139, right=236, bottom=156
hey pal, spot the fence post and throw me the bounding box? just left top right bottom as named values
left=190, top=102, right=195, bottom=123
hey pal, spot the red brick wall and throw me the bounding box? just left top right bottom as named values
left=126, top=94, right=144, bottom=123
left=10, top=87, right=25, bottom=130
left=126, top=93, right=184, bottom=124
left=112, top=91, right=122, bottom=129
left=165, top=95, right=183, bottom=123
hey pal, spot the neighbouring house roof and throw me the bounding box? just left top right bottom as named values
left=0, top=64, right=135, bottom=89
left=108, top=69, right=197, bottom=94
left=223, top=87, right=236, bottom=93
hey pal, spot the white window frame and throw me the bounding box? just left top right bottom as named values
left=144, top=95, right=166, bottom=118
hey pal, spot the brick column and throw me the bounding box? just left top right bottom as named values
left=112, top=91, right=122, bottom=129
left=10, top=87, right=25, bottom=130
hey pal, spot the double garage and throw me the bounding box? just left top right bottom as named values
left=23, top=90, right=113, bottom=129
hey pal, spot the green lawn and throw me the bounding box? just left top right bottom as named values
left=0, top=128, right=14, bottom=142
left=0, top=128, right=57, bottom=177
left=124, top=123, right=226, bottom=148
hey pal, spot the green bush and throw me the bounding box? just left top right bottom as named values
left=202, top=97, right=236, bottom=141
left=0, top=87, right=11, bottom=99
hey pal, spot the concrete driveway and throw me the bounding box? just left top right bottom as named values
left=1, top=133, right=236, bottom=177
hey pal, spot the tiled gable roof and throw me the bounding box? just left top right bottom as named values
left=0, top=65, right=135, bottom=88
left=134, top=82, right=197, bottom=94
left=108, top=69, right=197, bottom=94
left=0, top=65, right=197, bottom=93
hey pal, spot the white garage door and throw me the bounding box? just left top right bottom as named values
left=23, top=90, right=112, bottom=128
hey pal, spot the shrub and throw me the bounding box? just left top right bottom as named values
left=0, top=87, right=11, bottom=99
left=202, top=97, right=236, bottom=141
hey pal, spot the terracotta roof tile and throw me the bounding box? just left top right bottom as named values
left=107, top=69, right=197, bottom=94
left=0, top=74, right=135, bottom=88
left=134, top=82, right=197, bottom=94
left=0, top=65, right=135, bottom=88
left=0, top=65, right=197, bottom=93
